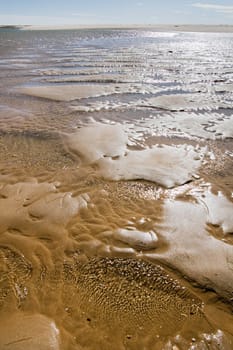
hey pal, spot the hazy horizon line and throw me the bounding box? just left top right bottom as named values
left=1, top=23, right=233, bottom=27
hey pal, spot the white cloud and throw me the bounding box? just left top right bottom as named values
left=192, top=3, right=233, bottom=14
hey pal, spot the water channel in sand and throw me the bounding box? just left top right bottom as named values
left=0, top=27, right=233, bottom=349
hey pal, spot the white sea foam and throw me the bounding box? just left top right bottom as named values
left=65, top=123, right=203, bottom=188
left=99, top=226, right=158, bottom=254
left=197, top=190, right=233, bottom=234
left=65, top=124, right=128, bottom=163
left=125, top=112, right=233, bottom=140
left=143, top=187, right=233, bottom=300
left=145, top=198, right=233, bottom=300
left=107, top=228, right=158, bottom=250
left=97, top=145, right=201, bottom=188
left=207, top=117, right=233, bottom=139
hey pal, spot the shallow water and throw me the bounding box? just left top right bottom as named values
left=0, top=27, right=233, bottom=349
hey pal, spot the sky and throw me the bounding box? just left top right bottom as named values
left=0, top=0, right=233, bottom=26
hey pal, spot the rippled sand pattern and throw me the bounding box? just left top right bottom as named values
left=0, top=28, right=233, bottom=349
left=0, top=247, right=217, bottom=349
left=73, top=258, right=204, bottom=331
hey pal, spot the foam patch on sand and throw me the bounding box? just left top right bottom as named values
left=196, top=190, right=233, bottom=235
left=65, top=124, right=203, bottom=188
left=97, top=145, right=201, bottom=188
left=145, top=189, right=233, bottom=300
left=125, top=112, right=233, bottom=140
left=0, top=180, right=89, bottom=240
left=101, top=228, right=159, bottom=250
left=207, top=118, right=233, bottom=139
left=64, top=124, right=128, bottom=163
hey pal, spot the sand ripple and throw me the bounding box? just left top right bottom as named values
left=1, top=246, right=230, bottom=349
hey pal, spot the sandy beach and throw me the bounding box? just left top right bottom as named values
left=0, top=26, right=232, bottom=349
left=17, top=24, right=233, bottom=33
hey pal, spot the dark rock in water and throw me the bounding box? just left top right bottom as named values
left=0, top=25, right=21, bottom=31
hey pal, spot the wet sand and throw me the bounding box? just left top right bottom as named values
left=0, top=28, right=233, bottom=349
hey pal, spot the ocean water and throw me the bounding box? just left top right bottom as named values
left=0, top=28, right=233, bottom=350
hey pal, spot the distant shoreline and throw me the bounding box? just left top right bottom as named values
left=1, top=24, right=233, bottom=33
